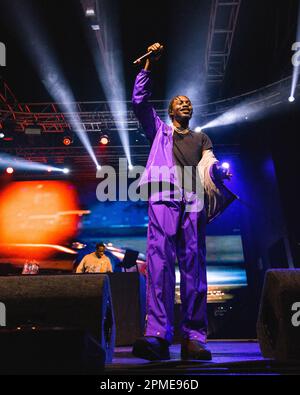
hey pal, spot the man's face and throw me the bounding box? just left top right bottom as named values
left=96, top=246, right=105, bottom=258
left=170, top=96, right=193, bottom=121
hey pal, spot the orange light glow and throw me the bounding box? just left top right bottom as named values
left=0, top=181, right=80, bottom=259
left=63, top=137, right=72, bottom=146
left=100, top=136, right=109, bottom=145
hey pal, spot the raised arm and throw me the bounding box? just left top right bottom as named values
left=132, top=43, right=164, bottom=142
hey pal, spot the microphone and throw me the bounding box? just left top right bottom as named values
left=133, top=50, right=153, bottom=65
left=133, top=46, right=163, bottom=65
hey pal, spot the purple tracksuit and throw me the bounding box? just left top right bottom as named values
left=132, top=69, right=236, bottom=344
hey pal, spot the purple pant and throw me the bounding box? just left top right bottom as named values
left=145, top=189, right=208, bottom=344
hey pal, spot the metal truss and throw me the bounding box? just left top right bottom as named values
left=0, top=77, right=24, bottom=128
left=0, top=99, right=169, bottom=133
left=2, top=73, right=298, bottom=178
left=1, top=143, right=241, bottom=180
left=205, top=0, right=242, bottom=84
left=0, top=75, right=299, bottom=136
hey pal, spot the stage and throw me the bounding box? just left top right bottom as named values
left=1, top=0, right=300, bottom=379
left=107, top=341, right=300, bottom=375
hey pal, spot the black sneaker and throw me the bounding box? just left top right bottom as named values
left=132, top=336, right=170, bottom=361
left=181, top=339, right=212, bottom=360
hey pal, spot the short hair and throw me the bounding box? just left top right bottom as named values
left=168, top=96, right=180, bottom=120
left=96, top=242, right=105, bottom=249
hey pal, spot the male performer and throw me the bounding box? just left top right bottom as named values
left=132, top=43, right=236, bottom=361
left=76, top=242, right=113, bottom=273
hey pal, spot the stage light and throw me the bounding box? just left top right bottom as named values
left=1, top=153, right=70, bottom=174
left=63, top=168, right=70, bottom=174
left=100, top=135, right=109, bottom=145
left=81, top=1, right=132, bottom=174
left=85, top=8, right=95, bottom=17
left=290, top=65, right=299, bottom=103
left=91, top=24, right=100, bottom=31
left=2, top=130, right=14, bottom=141
left=6, top=167, right=14, bottom=174
left=0, top=132, right=5, bottom=139
left=63, top=135, right=73, bottom=146
left=289, top=5, right=300, bottom=107
left=194, top=126, right=202, bottom=133
left=221, top=162, right=230, bottom=169
left=128, top=164, right=134, bottom=171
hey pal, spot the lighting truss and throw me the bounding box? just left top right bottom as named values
left=205, top=0, right=242, bottom=84
left=1, top=72, right=300, bottom=140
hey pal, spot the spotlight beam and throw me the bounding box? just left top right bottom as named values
left=0, top=153, right=68, bottom=173
left=199, top=88, right=288, bottom=130
left=290, top=3, right=300, bottom=101
left=3, top=0, right=100, bottom=170
left=81, top=0, right=133, bottom=168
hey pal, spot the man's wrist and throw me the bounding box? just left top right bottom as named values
left=211, top=163, right=221, bottom=180
left=212, top=164, right=229, bottom=181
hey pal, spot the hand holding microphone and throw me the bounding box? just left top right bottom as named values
left=133, top=42, right=164, bottom=65
left=212, top=163, right=233, bottom=181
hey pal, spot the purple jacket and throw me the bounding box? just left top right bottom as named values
left=132, top=69, right=178, bottom=185
left=132, top=69, right=237, bottom=221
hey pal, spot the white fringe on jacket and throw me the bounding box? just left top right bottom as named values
left=198, top=150, right=237, bottom=223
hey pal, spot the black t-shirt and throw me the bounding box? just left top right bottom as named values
left=173, top=130, right=213, bottom=192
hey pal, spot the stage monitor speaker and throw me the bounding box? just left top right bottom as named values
left=0, top=274, right=115, bottom=363
left=257, top=269, right=300, bottom=361
left=108, top=272, right=146, bottom=346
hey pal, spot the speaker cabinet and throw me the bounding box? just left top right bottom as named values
left=257, top=269, right=300, bottom=361
left=108, top=273, right=146, bottom=346
left=0, top=274, right=115, bottom=365
left=0, top=326, right=106, bottom=374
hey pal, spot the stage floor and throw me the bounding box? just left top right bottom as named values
left=106, top=341, right=300, bottom=375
